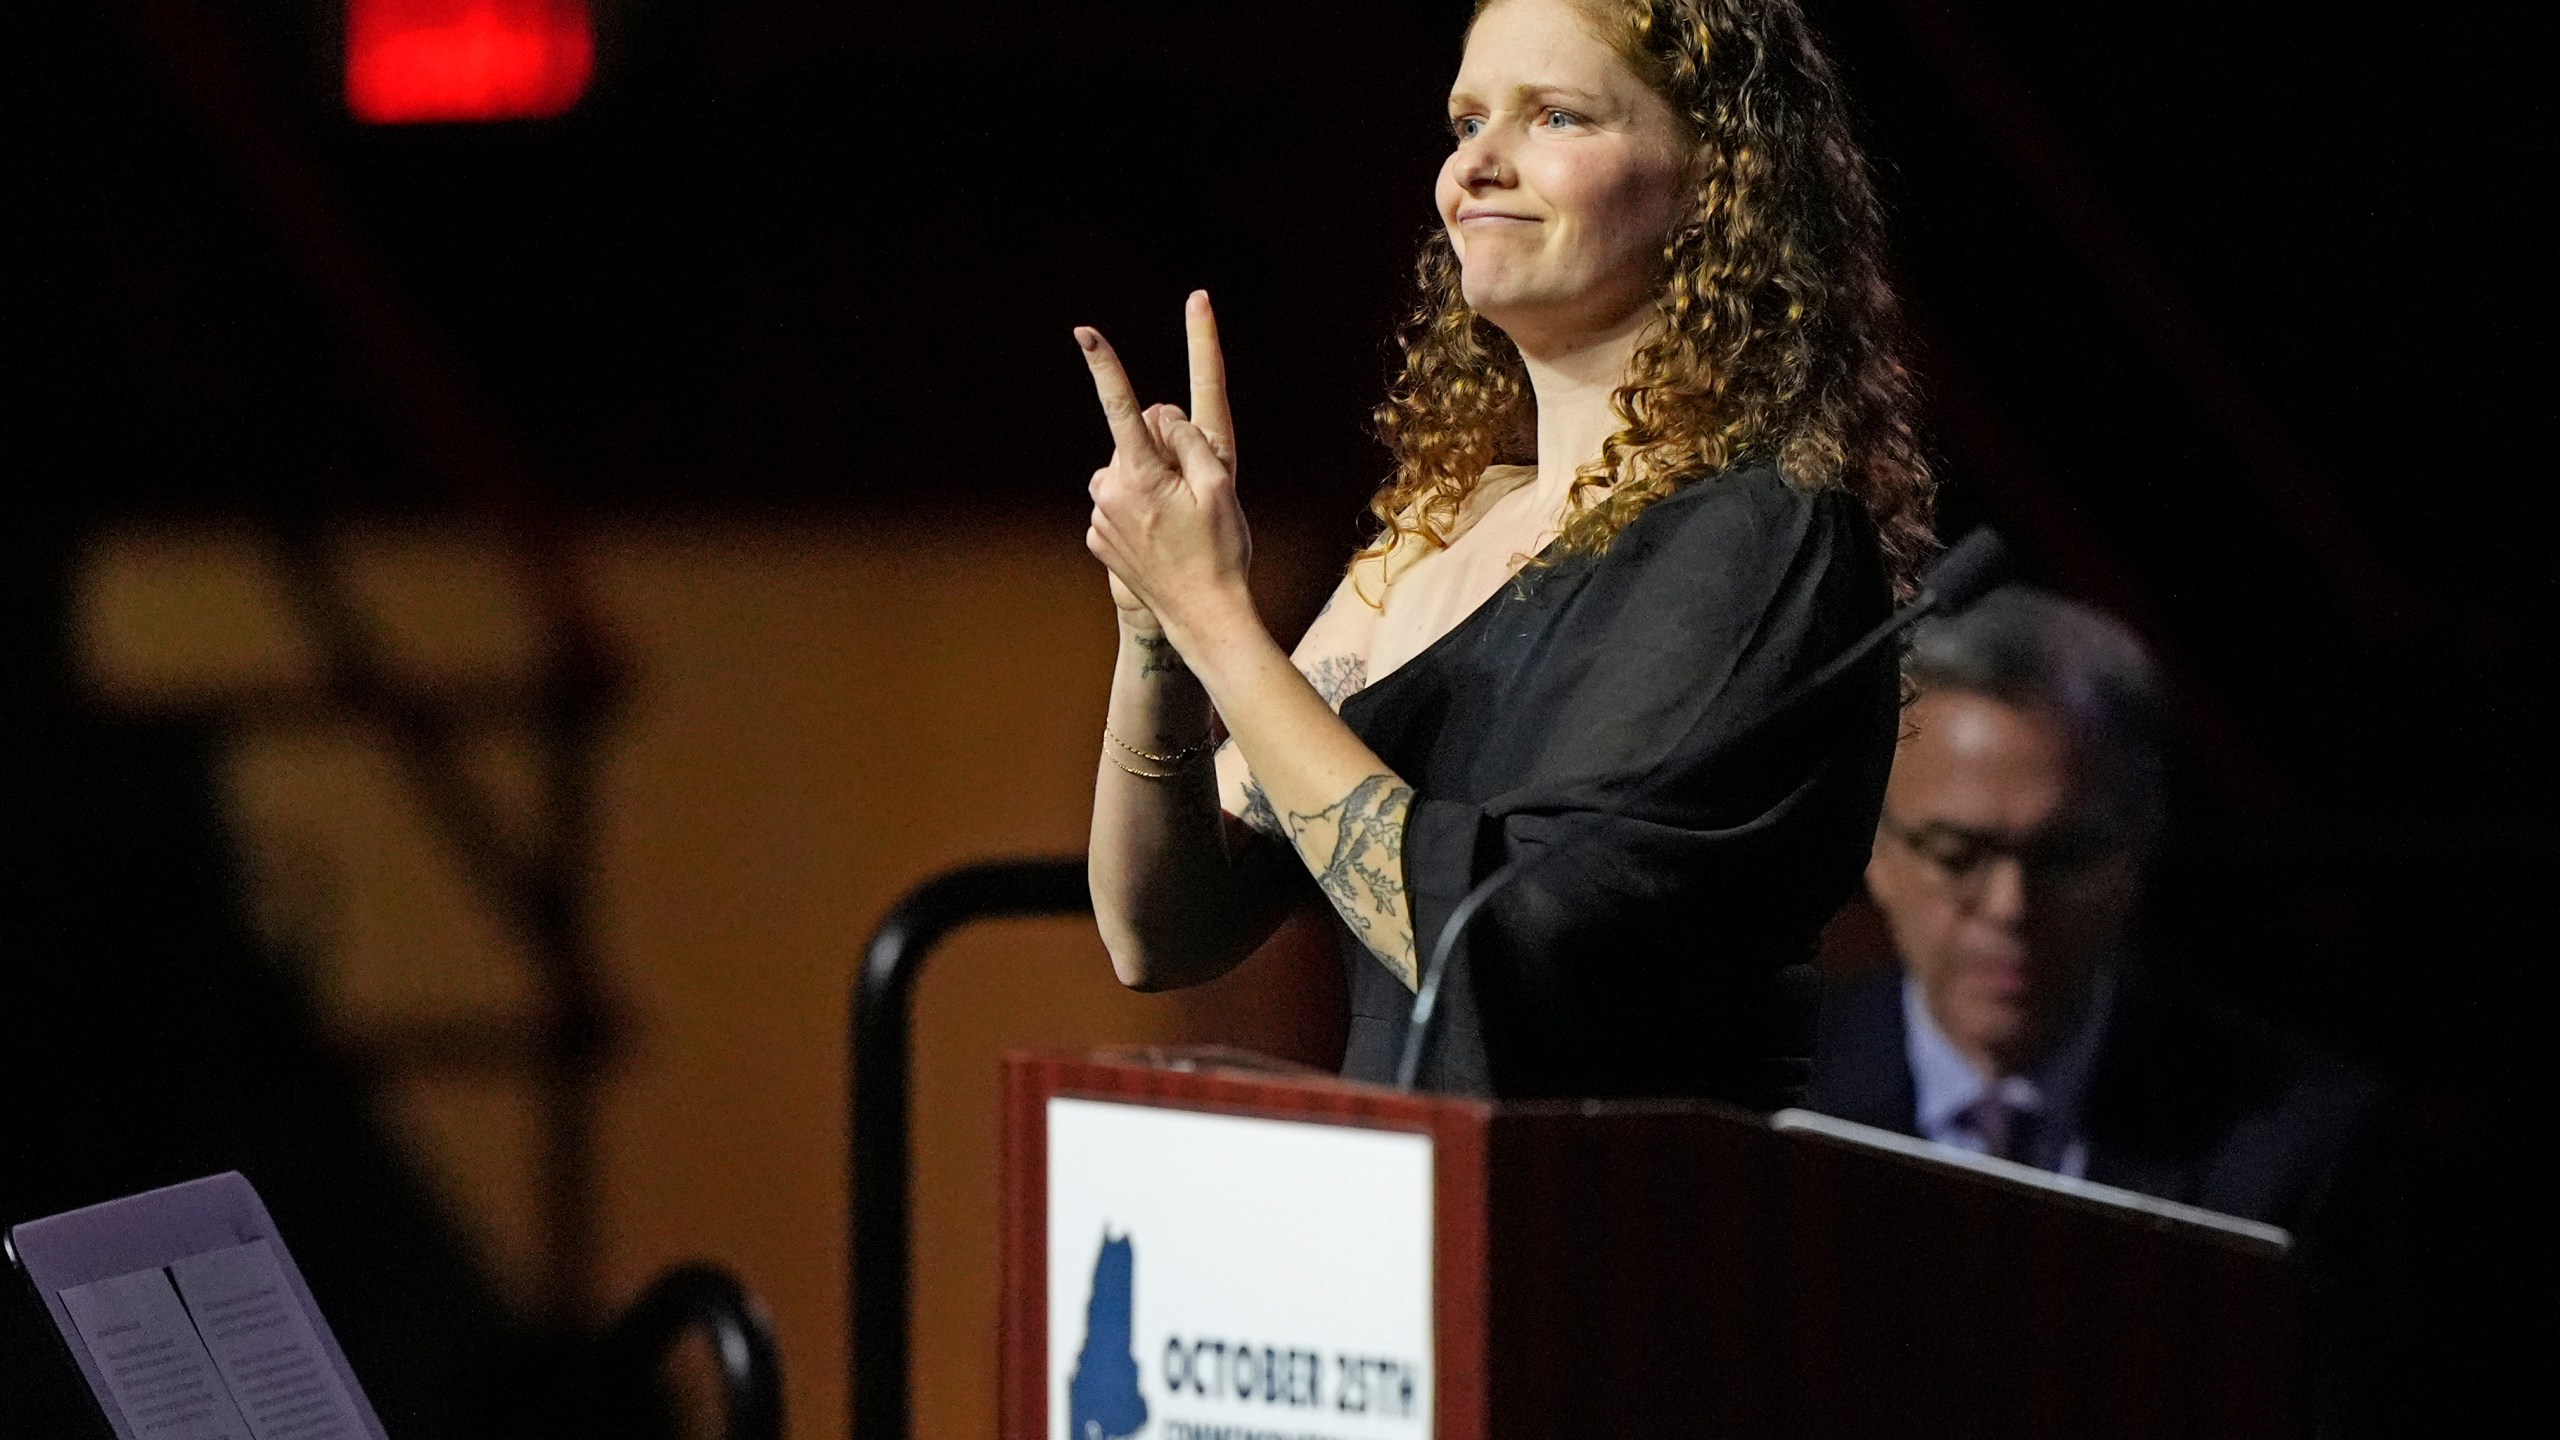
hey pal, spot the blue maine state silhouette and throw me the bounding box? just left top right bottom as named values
left=1067, top=1230, right=1148, bottom=1440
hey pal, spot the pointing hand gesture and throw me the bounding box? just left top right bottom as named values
left=1079, top=291, right=1250, bottom=643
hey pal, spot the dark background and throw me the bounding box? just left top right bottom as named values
left=7, top=0, right=2550, bottom=1427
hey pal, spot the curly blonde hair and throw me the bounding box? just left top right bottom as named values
left=1367, top=0, right=1935, bottom=595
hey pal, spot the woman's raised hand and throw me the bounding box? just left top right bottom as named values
left=1079, top=291, right=1250, bottom=642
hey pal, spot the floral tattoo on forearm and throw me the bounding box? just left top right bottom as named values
left=1225, top=654, right=1365, bottom=845
left=1286, top=773, right=1417, bottom=989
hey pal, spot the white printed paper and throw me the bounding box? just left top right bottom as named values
left=59, top=1267, right=254, bottom=1440
left=171, top=1242, right=367, bottom=1440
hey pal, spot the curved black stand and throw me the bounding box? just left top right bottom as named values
left=849, top=858, right=1091, bottom=1440
left=601, top=1264, right=786, bottom=1440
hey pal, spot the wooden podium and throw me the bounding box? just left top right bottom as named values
left=999, top=1050, right=2305, bottom=1440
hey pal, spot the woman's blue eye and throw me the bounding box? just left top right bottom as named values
left=1541, top=109, right=1581, bottom=129
left=1452, top=116, right=1484, bottom=140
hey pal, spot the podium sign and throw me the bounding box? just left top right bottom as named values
left=1000, top=1050, right=2306, bottom=1440
left=1046, top=1098, right=1434, bottom=1440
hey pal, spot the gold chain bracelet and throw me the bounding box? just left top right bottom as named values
left=1104, top=721, right=1217, bottom=769
left=1102, top=748, right=1200, bottom=781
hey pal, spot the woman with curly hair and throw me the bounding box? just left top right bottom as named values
left=1080, top=0, right=1932, bottom=1100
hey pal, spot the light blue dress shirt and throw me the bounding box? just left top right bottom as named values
left=1901, top=971, right=2114, bottom=1178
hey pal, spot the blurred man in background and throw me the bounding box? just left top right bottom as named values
left=1806, top=586, right=2406, bottom=1433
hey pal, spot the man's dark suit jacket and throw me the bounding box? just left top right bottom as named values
left=1808, top=965, right=2385, bottom=1229
left=1807, top=964, right=2409, bottom=1436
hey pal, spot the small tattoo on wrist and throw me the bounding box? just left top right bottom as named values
left=1134, top=631, right=1186, bottom=677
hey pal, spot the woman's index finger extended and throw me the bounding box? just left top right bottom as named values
left=1077, top=326, right=1158, bottom=460
left=1185, top=292, right=1234, bottom=465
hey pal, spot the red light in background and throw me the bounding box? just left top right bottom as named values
left=346, top=0, right=594, bottom=124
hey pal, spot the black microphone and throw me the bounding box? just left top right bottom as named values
left=1391, top=526, right=2010, bottom=1090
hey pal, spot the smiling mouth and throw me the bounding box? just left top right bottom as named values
left=1456, top=210, right=1539, bottom=224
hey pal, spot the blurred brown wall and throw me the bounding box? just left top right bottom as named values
left=79, top=513, right=1343, bottom=1439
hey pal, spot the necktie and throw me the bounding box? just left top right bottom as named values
left=1975, top=1093, right=2015, bottom=1161
left=1975, top=1092, right=2041, bottom=1166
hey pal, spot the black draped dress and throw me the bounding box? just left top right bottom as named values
left=1335, top=460, right=1898, bottom=1103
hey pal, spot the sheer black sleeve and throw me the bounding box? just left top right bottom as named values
left=1341, top=464, right=1897, bottom=1100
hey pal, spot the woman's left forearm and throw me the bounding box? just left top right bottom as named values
left=1167, top=590, right=1421, bottom=988
left=1073, top=297, right=1416, bottom=982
